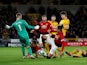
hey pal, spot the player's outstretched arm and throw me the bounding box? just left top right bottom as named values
left=24, top=20, right=35, bottom=29
left=34, top=25, right=40, bottom=29
left=59, top=20, right=63, bottom=26
left=5, top=24, right=14, bottom=29
left=24, top=20, right=40, bottom=30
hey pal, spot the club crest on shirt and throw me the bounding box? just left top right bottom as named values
left=41, top=25, right=47, bottom=29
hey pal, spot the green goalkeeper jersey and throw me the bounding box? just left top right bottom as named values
left=10, top=19, right=34, bottom=39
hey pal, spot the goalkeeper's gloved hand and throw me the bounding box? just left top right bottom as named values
left=34, top=25, right=40, bottom=30
left=5, top=25, right=10, bottom=29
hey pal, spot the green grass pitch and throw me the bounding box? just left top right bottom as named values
left=0, top=46, right=87, bottom=65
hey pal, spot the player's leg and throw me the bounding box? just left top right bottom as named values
left=57, top=43, right=64, bottom=57
left=82, top=50, right=87, bottom=57
left=65, top=49, right=78, bottom=56
left=41, top=35, right=50, bottom=56
left=22, top=46, right=25, bottom=56
left=47, top=38, right=58, bottom=59
left=52, top=39, right=58, bottom=58
left=62, top=29, right=67, bottom=37
left=73, top=50, right=82, bottom=58
left=25, top=38, right=35, bottom=59
left=37, top=34, right=47, bottom=57
left=45, top=43, right=50, bottom=54
left=31, top=40, right=39, bottom=58
left=45, top=34, right=53, bottom=54
left=57, top=47, right=63, bottom=57
left=46, top=35, right=58, bottom=57
left=38, top=34, right=43, bottom=47
left=20, top=40, right=26, bottom=58
left=51, top=35, right=58, bottom=58
left=35, top=45, right=40, bottom=58
left=50, top=39, right=58, bottom=58
left=62, top=41, right=66, bottom=51
left=47, top=45, right=58, bottom=59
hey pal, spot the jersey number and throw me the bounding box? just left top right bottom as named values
left=18, top=24, right=22, bottom=31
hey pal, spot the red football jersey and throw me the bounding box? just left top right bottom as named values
left=54, top=31, right=64, bottom=45
left=39, top=21, right=51, bottom=34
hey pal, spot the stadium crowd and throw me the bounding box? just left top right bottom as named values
left=0, top=0, right=87, bottom=5
left=0, top=5, right=87, bottom=39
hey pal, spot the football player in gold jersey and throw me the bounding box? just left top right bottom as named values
left=59, top=11, right=70, bottom=37
left=45, top=15, right=58, bottom=57
left=49, top=15, right=58, bottom=36
left=66, top=48, right=87, bottom=58
left=58, top=11, right=70, bottom=54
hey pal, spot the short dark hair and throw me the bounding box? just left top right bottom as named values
left=60, top=11, right=67, bottom=16
left=16, top=13, right=22, bottom=18
left=42, top=15, right=47, bottom=17
left=51, top=15, right=56, bottom=17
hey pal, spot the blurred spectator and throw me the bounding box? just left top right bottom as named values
left=2, top=29, right=8, bottom=39
left=83, top=30, right=87, bottom=38
left=0, top=28, right=2, bottom=38
left=69, top=31, right=76, bottom=38
left=33, top=19, right=39, bottom=26
left=9, top=30, right=18, bottom=39
left=75, top=5, right=87, bottom=21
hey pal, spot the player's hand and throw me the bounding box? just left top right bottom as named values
left=47, top=29, right=51, bottom=33
left=34, top=25, right=40, bottom=29
left=5, top=25, right=10, bottom=29
left=30, top=30, right=34, bottom=33
left=37, top=44, right=43, bottom=48
left=55, top=35, right=59, bottom=39
left=49, top=33, right=52, bottom=37
left=61, top=39, right=65, bottom=42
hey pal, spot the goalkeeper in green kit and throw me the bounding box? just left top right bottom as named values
left=5, top=13, right=39, bottom=59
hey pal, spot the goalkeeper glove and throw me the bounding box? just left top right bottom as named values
left=5, top=25, right=10, bottom=29
left=34, top=25, right=40, bottom=29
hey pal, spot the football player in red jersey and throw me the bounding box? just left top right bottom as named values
left=30, top=18, right=48, bottom=57
left=38, top=15, right=51, bottom=46
left=39, top=15, right=51, bottom=35
left=37, top=15, right=58, bottom=57
left=47, top=26, right=65, bottom=59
